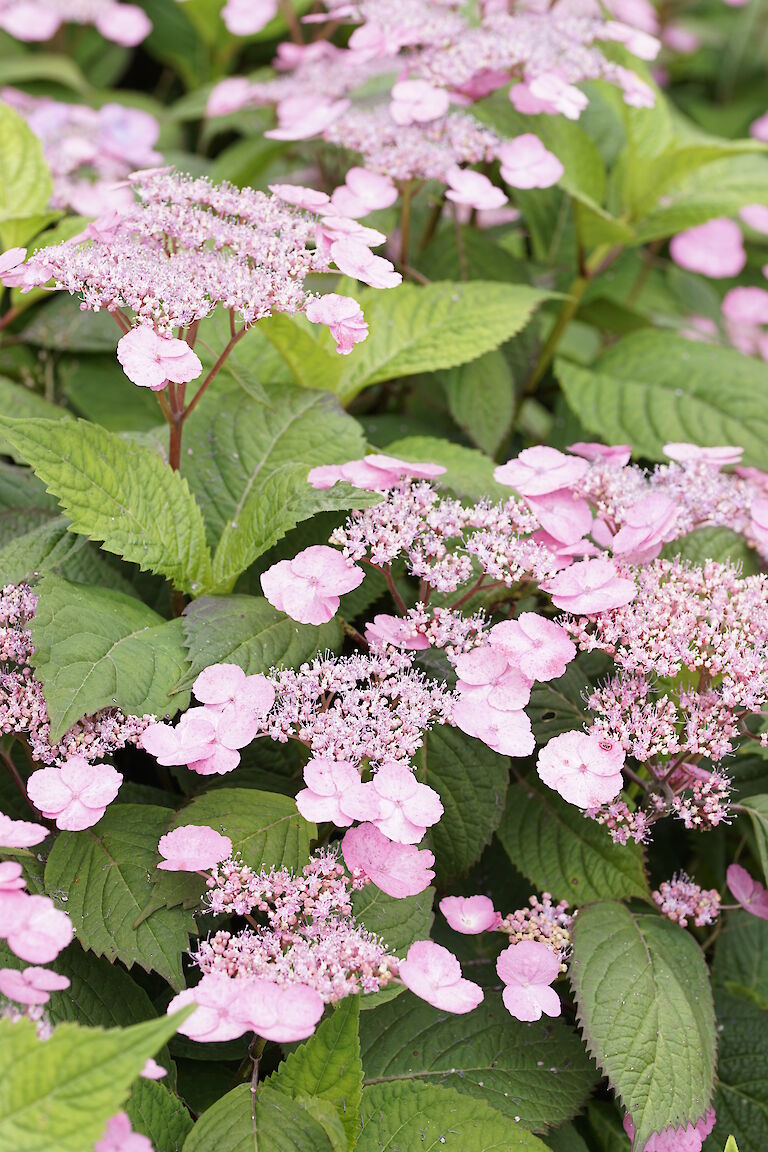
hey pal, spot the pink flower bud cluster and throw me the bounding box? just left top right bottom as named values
left=652, top=873, right=721, bottom=927
left=0, top=860, right=72, bottom=1020
left=499, top=892, right=574, bottom=963
left=1, top=88, right=161, bottom=216
left=0, top=0, right=151, bottom=45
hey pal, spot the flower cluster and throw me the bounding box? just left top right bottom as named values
left=652, top=874, right=721, bottom=928
left=0, top=858, right=72, bottom=1025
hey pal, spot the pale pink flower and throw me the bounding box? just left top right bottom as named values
left=266, top=95, right=349, bottom=140
left=316, top=215, right=387, bottom=256
left=611, top=492, right=679, bottom=564
left=542, top=557, right=637, bottom=614
left=567, top=441, right=631, bottom=466
left=157, top=825, right=233, bottom=873
left=601, top=19, right=660, bottom=59
left=168, top=972, right=253, bottom=1042
left=116, top=327, right=202, bottom=391
left=207, top=78, right=256, bottom=118
left=739, top=204, right=768, bottom=234
left=445, top=166, right=507, bottom=211
left=308, top=454, right=444, bottom=491
left=95, top=4, right=151, bottom=47
left=489, top=613, right=576, bottom=682
left=389, top=80, right=450, bottom=125
left=222, top=0, right=277, bottom=35
left=26, top=756, right=123, bottom=831
left=0, top=810, right=48, bottom=848
left=497, top=134, right=564, bottom=189
left=537, top=730, right=624, bottom=808
left=330, top=167, right=398, bottom=217
left=269, top=183, right=331, bottom=211
left=305, top=293, right=368, bottom=355
left=192, top=664, right=275, bottom=746
left=95, top=1112, right=153, bottom=1152
left=0, top=862, right=25, bottom=892
left=663, top=443, right=743, bottom=467
left=261, top=545, right=365, bottom=625
left=727, top=863, right=768, bottom=920
left=330, top=237, right=402, bottom=288
left=751, top=111, right=768, bottom=141
left=622, top=1109, right=716, bottom=1152
left=140, top=1058, right=166, bottom=1080
left=750, top=497, right=768, bottom=553
left=239, top=978, right=325, bottom=1041
left=0, top=965, right=69, bottom=1006
left=440, top=894, right=501, bottom=934
left=722, top=285, right=768, bottom=325
left=528, top=74, right=588, bottom=119
left=342, top=822, right=435, bottom=897
left=453, top=695, right=535, bottom=757
left=454, top=647, right=533, bottom=710
left=365, top=614, right=430, bottom=650
left=0, top=2, right=59, bottom=39
left=614, top=65, right=655, bottom=108
left=399, top=940, right=483, bottom=1013
left=669, top=218, right=746, bottom=278
left=343, top=762, right=443, bottom=844
left=494, top=446, right=587, bottom=496
left=2, top=892, right=73, bottom=963
left=509, top=82, right=558, bottom=116
left=0, top=247, right=27, bottom=279
left=141, top=710, right=240, bottom=776
left=496, top=939, right=560, bottom=1021
left=525, top=490, right=593, bottom=545
left=296, top=759, right=362, bottom=827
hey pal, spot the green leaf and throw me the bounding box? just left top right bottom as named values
left=383, top=435, right=508, bottom=502
left=724, top=1138, right=740, bottom=1152
left=0, top=417, right=213, bottom=594
left=0, top=378, right=71, bottom=463
left=440, top=349, right=515, bottom=457
left=556, top=332, right=768, bottom=468
left=44, top=804, right=195, bottom=989
left=172, top=788, right=314, bottom=873
left=709, top=990, right=768, bottom=1152
left=419, top=726, right=509, bottom=881
left=269, top=997, right=363, bottom=1148
left=183, top=1084, right=343, bottom=1152
left=0, top=101, right=53, bottom=242
left=528, top=653, right=611, bottom=745
left=633, top=154, right=768, bottom=243
left=663, top=527, right=757, bottom=573
left=127, top=1078, right=194, bottom=1152
left=570, top=902, right=716, bottom=1151
left=30, top=575, right=189, bottom=742
left=352, top=884, right=434, bottom=956
left=180, top=594, right=341, bottom=686
left=0, top=515, right=139, bottom=592
left=713, top=909, right=768, bottom=999
left=59, top=353, right=163, bottom=432
left=358, top=1082, right=551, bottom=1151
left=44, top=942, right=160, bottom=1029
left=739, top=795, right=768, bottom=884
left=497, top=777, right=650, bottom=905
left=360, top=993, right=598, bottom=1131
left=0, top=1011, right=188, bottom=1152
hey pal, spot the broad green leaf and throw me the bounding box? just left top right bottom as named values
left=352, top=884, right=434, bottom=956
left=0, top=417, right=213, bottom=594
left=360, top=993, right=598, bottom=1131
left=0, top=377, right=71, bottom=463
left=420, top=226, right=529, bottom=284
left=0, top=53, right=89, bottom=93
left=59, top=353, right=163, bottom=432
left=709, top=990, right=768, bottom=1152
left=44, top=942, right=160, bottom=1029
left=260, top=312, right=345, bottom=394
left=172, top=788, right=314, bottom=873
left=269, top=997, right=363, bottom=1148
left=545, top=1125, right=591, bottom=1152
left=0, top=515, right=139, bottom=593
left=183, top=1084, right=343, bottom=1152
left=556, top=332, right=768, bottom=468
left=180, top=594, right=341, bottom=686
left=45, top=804, right=195, bottom=989
left=440, top=349, right=515, bottom=457
left=0, top=1011, right=188, bottom=1152
left=20, top=293, right=120, bottom=352
left=333, top=282, right=551, bottom=402
left=383, top=435, right=508, bottom=502
left=570, top=902, right=716, bottom=1151
left=713, top=909, right=768, bottom=1000
left=0, top=101, right=53, bottom=238
left=418, top=726, right=509, bottom=881
left=739, top=795, right=768, bottom=884
left=663, top=527, right=757, bottom=573
left=633, top=154, right=768, bottom=243
left=30, top=575, right=189, bottom=741
left=359, top=1081, right=551, bottom=1151
left=498, top=778, right=650, bottom=905
left=127, top=1078, right=194, bottom=1152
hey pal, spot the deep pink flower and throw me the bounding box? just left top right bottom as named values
left=305, top=293, right=369, bottom=355
left=669, top=218, right=746, bottom=278
left=157, top=825, right=233, bottom=873
left=611, top=493, right=679, bottom=564
left=497, top=135, right=564, bottom=189
left=494, top=446, right=587, bottom=496
left=727, top=863, right=768, bottom=920
left=0, top=810, right=48, bottom=848
left=296, top=759, right=362, bottom=827
left=365, top=613, right=430, bottom=650
left=330, top=167, right=398, bottom=217
left=622, top=1108, right=716, bottom=1152
left=399, top=940, right=483, bottom=1013
left=342, top=822, right=435, bottom=897
left=330, top=237, right=402, bottom=288
left=343, top=762, right=443, bottom=844
left=192, top=664, right=275, bottom=746
left=27, top=756, right=123, bottom=831
left=537, top=730, right=624, bottom=808
left=222, top=0, right=277, bottom=35
left=116, top=327, right=203, bottom=391
left=542, top=557, right=637, bottom=614
left=308, top=454, right=444, bottom=491
left=567, top=441, right=632, bottom=466
left=445, top=166, right=507, bottom=211
left=489, top=613, right=576, bottom=682
left=261, top=545, right=365, bottom=625
left=389, top=80, right=450, bottom=125
left=168, top=972, right=253, bottom=1042
left=1, top=892, right=73, bottom=963
left=496, top=939, right=560, bottom=1021
left=663, top=443, right=743, bottom=467
left=440, top=894, right=501, bottom=934
left=0, top=965, right=69, bottom=1006
left=0, top=861, right=25, bottom=892
left=239, top=978, right=325, bottom=1041
left=95, top=1112, right=153, bottom=1152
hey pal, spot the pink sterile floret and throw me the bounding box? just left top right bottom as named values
left=389, top=80, right=450, bottom=125
left=141, top=709, right=240, bottom=776
left=308, top=454, right=445, bottom=491
left=542, top=557, right=637, bottom=614
left=192, top=663, right=275, bottom=746
left=261, top=545, right=365, bottom=625
left=727, top=863, right=768, bottom=920
left=330, top=237, right=402, bottom=289
left=157, top=825, right=233, bottom=873
left=740, top=204, right=768, bottom=234
left=622, top=1108, right=716, bottom=1152
left=496, top=939, right=561, bottom=1021
left=440, top=894, right=501, bottom=934
left=330, top=167, right=398, bottom=217
left=669, top=218, right=746, bottom=279
left=222, top=0, right=277, bottom=36
left=342, top=822, right=435, bottom=898
left=1, top=892, right=73, bottom=963
left=343, top=762, right=444, bottom=844
left=235, top=978, right=325, bottom=1042
left=296, top=758, right=362, bottom=827
left=497, top=135, right=564, bottom=189
left=567, top=441, right=632, bottom=466
left=528, top=73, right=589, bottom=119
left=266, top=95, right=350, bottom=141
left=663, top=442, right=743, bottom=467
left=116, top=326, right=203, bottom=391
left=611, top=492, right=679, bottom=564
left=365, top=613, right=430, bottom=650
left=452, top=693, right=534, bottom=758
left=454, top=646, right=533, bottom=710
left=537, top=730, right=624, bottom=808
left=0, top=246, right=27, bottom=278
left=0, top=810, right=48, bottom=848
left=168, top=971, right=254, bottom=1042
left=0, top=965, right=69, bottom=1006
left=140, top=1058, right=167, bottom=1080
left=268, top=183, right=330, bottom=211
left=494, top=446, right=588, bottom=496
left=26, top=755, right=123, bottom=831
left=94, top=1111, right=153, bottom=1152
left=399, top=940, right=483, bottom=1013
left=489, top=613, right=576, bottom=682
left=305, top=293, right=369, bottom=355
left=207, top=77, right=255, bottom=118
left=445, top=166, right=507, bottom=211
left=526, top=489, right=593, bottom=546
left=0, top=861, right=26, bottom=892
